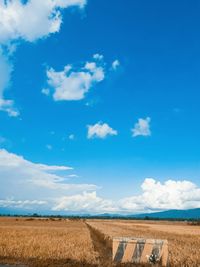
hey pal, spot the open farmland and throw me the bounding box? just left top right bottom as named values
left=0, top=217, right=200, bottom=266
left=0, top=217, right=98, bottom=267
left=87, top=220, right=200, bottom=267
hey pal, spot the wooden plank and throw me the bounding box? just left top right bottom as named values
left=140, top=240, right=154, bottom=263
left=161, top=241, right=169, bottom=267
left=133, top=241, right=145, bottom=263
left=112, top=240, right=120, bottom=260
left=114, top=242, right=127, bottom=262
left=121, top=240, right=137, bottom=263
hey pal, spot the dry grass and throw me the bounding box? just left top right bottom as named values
left=87, top=219, right=200, bottom=267
left=0, top=217, right=98, bottom=266
left=1, top=217, right=200, bottom=267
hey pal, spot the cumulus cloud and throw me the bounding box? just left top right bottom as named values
left=1, top=154, right=200, bottom=214
left=0, top=0, right=86, bottom=44
left=119, top=178, right=200, bottom=213
left=52, top=178, right=200, bottom=214
left=0, top=149, right=97, bottom=209
left=0, top=0, right=86, bottom=116
left=131, top=117, right=151, bottom=137
left=45, top=54, right=105, bottom=101
left=87, top=122, right=118, bottom=139
left=53, top=191, right=116, bottom=213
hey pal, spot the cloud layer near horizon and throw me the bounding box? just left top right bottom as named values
left=1, top=149, right=200, bottom=214
left=0, top=149, right=97, bottom=210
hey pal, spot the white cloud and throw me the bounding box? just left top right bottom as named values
left=0, top=199, right=47, bottom=209
left=87, top=122, right=118, bottom=139
left=0, top=99, right=19, bottom=117
left=0, top=0, right=86, bottom=116
left=46, top=55, right=105, bottom=101
left=1, top=153, right=200, bottom=214
left=112, top=59, right=120, bottom=70
left=119, top=178, right=200, bottom=212
left=53, top=191, right=116, bottom=213
left=131, top=117, right=151, bottom=137
left=36, top=164, right=72, bottom=172
left=0, top=149, right=97, bottom=209
left=93, top=53, right=104, bottom=61
left=0, top=0, right=86, bottom=44
left=0, top=50, right=19, bottom=117
left=53, top=178, right=200, bottom=214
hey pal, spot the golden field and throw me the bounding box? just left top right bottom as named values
left=0, top=217, right=98, bottom=267
left=0, top=217, right=200, bottom=266
left=87, top=220, right=200, bottom=267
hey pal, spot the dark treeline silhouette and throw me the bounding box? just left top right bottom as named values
left=0, top=213, right=200, bottom=223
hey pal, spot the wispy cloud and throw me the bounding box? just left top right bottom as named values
left=0, top=149, right=97, bottom=209
left=1, top=150, right=199, bottom=213
left=0, top=199, right=47, bottom=209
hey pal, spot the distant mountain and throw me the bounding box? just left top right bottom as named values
left=130, top=208, right=200, bottom=220
left=1, top=207, right=200, bottom=220
left=0, top=207, right=26, bottom=216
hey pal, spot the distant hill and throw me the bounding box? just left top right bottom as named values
left=1, top=207, right=200, bottom=220
left=130, top=208, right=200, bottom=220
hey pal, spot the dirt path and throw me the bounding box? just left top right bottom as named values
left=86, top=222, right=112, bottom=267
left=85, top=222, right=149, bottom=267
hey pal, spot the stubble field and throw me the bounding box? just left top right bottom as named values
left=0, top=217, right=200, bottom=267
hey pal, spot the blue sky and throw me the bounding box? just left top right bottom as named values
left=0, top=0, right=200, bottom=214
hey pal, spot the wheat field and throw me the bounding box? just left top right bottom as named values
left=0, top=217, right=200, bottom=266
left=0, top=217, right=98, bottom=266
left=87, top=219, right=200, bottom=267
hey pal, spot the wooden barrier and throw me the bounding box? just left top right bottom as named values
left=113, top=237, right=168, bottom=266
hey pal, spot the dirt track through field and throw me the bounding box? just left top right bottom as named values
left=86, top=222, right=112, bottom=267
left=85, top=222, right=149, bottom=267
